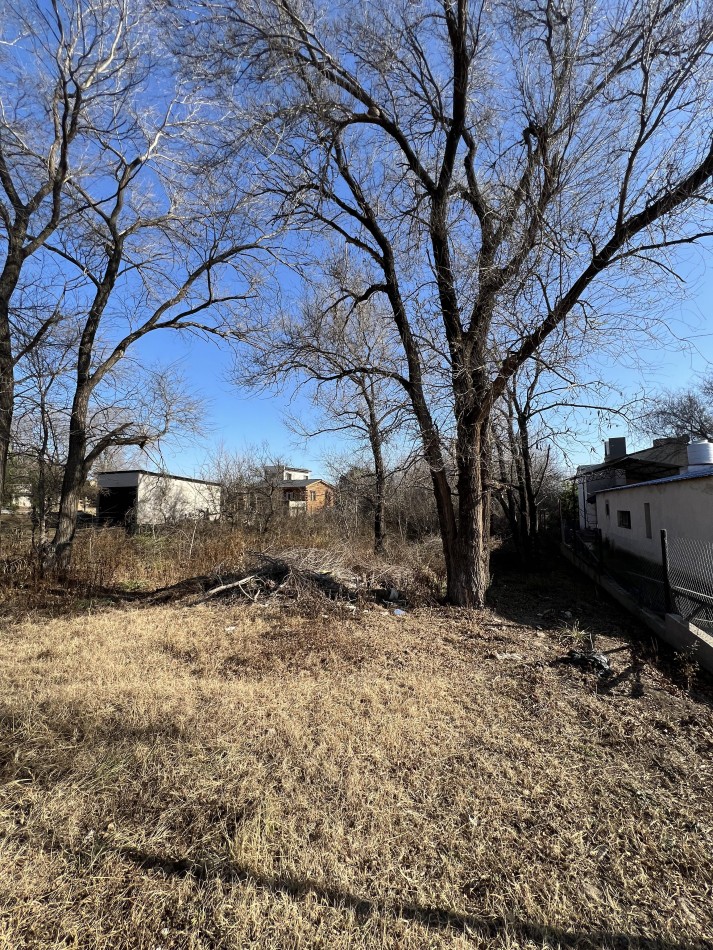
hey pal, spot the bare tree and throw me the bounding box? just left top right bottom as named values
left=238, top=279, right=410, bottom=552
left=48, top=207, right=264, bottom=569
left=491, top=355, right=635, bottom=553
left=19, top=26, right=273, bottom=570
left=290, top=377, right=405, bottom=553
left=640, top=374, right=713, bottom=440
left=11, top=316, right=78, bottom=546
left=0, top=0, right=145, bottom=506
left=13, top=316, right=204, bottom=552
left=207, top=443, right=292, bottom=533
left=193, top=0, right=713, bottom=605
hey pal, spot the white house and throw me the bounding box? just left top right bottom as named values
left=576, top=436, right=691, bottom=530
left=232, top=465, right=335, bottom=517
left=97, top=470, right=221, bottom=525
left=264, top=465, right=311, bottom=482
left=594, top=442, right=713, bottom=561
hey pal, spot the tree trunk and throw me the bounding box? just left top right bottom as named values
left=494, top=438, right=519, bottom=541
left=36, top=457, right=47, bottom=551
left=0, top=328, right=13, bottom=515
left=51, top=387, right=90, bottom=573
left=441, top=417, right=491, bottom=608
left=504, top=408, right=530, bottom=554
left=518, top=413, right=539, bottom=546
left=365, top=391, right=386, bottom=554
left=0, top=245, right=24, bottom=512
left=34, top=390, right=52, bottom=556
left=373, top=467, right=386, bottom=554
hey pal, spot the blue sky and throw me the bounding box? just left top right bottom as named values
left=132, top=329, right=336, bottom=479
left=133, top=247, right=713, bottom=480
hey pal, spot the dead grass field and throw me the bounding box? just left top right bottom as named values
left=1, top=566, right=712, bottom=949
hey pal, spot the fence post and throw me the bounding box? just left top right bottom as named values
left=660, top=529, right=674, bottom=614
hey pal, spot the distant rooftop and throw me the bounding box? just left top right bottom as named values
left=97, top=469, right=221, bottom=486
left=594, top=465, right=713, bottom=494
left=576, top=438, right=691, bottom=482
left=278, top=478, right=333, bottom=488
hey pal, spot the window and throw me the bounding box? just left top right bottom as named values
left=605, top=501, right=610, bottom=518
left=644, top=502, right=652, bottom=539
left=617, top=510, right=631, bottom=529
left=309, top=491, right=317, bottom=501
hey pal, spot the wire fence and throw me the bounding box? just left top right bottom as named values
left=563, top=524, right=713, bottom=634
left=668, top=537, right=713, bottom=635
left=600, top=541, right=668, bottom=614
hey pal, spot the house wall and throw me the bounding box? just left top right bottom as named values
left=10, top=493, right=33, bottom=510
left=595, top=477, right=713, bottom=561
left=279, top=480, right=333, bottom=515
left=136, top=474, right=221, bottom=524
left=265, top=465, right=311, bottom=481
left=305, top=481, right=334, bottom=514
left=282, top=469, right=310, bottom=481
left=577, top=467, right=625, bottom=529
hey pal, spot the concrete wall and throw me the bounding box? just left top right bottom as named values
left=136, top=474, right=220, bottom=524
left=595, top=476, right=713, bottom=560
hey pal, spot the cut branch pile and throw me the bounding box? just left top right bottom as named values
left=136, top=546, right=442, bottom=609
left=194, top=548, right=362, bottom=606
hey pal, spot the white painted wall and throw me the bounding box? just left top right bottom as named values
left=596, top=476, right=713, bottom=560
left=265, top=465, right=311, bottom=481
left=136, top=473, right=220, bottom=524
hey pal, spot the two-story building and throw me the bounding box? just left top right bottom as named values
left=263, top=466, right=335, bottom=515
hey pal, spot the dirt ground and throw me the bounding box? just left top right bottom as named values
left=0, top=563, right=711, bottom=949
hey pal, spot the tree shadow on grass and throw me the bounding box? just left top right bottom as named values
left=118, top=843, right=709, bottom=950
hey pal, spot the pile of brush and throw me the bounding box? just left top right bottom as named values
left=139, top=545, right=443, bottom=609
left=195, top=548, right=362, bottom=606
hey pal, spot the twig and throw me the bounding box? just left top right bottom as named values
left=196, top=574, right=259, bottom=604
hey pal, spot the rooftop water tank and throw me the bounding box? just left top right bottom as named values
left=687, top=440, right=713, bottom=468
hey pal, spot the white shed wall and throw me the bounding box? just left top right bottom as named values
left=136, top=474, right=221, bottom=524
left=596, top=477, right=713, bottom=561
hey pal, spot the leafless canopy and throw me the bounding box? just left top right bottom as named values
left=191, top=0, right=713, bottom=604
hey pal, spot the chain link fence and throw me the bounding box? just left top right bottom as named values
left=667, top=537, right=713, bottom=635
left=563, top=525, right=713, bottom=633
left=599, top=541, right=668, bottom=614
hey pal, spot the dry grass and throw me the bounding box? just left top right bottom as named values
left=1, top=567, right=712, bottom=949
left=0, top=520, right=446, bottom=620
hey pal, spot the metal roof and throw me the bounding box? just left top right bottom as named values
left=279, top=478, right=333, bottom=488
left=594, top=466, right=713, bottom=494
left=97, top=469, right=221, bottom=486
left=575, top=440, right=690, bottom=482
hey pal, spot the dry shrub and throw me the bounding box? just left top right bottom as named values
left=68, top=523, right=250, bottom=590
